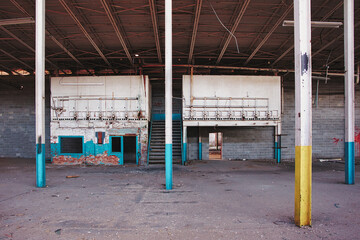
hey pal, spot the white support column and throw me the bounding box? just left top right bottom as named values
left=198, top=127, right=202, bottom=160
left=182, top=126, right=187, bottom=164
left=165, top=0, right=173, bottom=190
left=36, top=0, right=46, bottom=187
left=276, top=124, right=282, bottom=163
left=294, top=0, right=312, bottom=226
left=344, top=0, right=355, bottom=185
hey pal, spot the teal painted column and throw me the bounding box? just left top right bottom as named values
left=35, top=0, right=46, bottom=188
left=274, top=126, right=281, bottom=163
left=198, top=129, right=202, bottom=160
left=36, top=144, right=46, bottom=187
left=344, top=0, right=355, bottom=185
left=182, top=126, right=187, bottom=164
left=164, top=0, right=173, bottom=190
left=165, top=144, right=173, bottom=189
left=199, top=142, right=202, bottom=160
left=345, top=142, right=355, bottom=184
left=277, top=135, right=281, bottom=163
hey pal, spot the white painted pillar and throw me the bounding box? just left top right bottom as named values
left=294, top=0, right=312, bottom=226
left=165, top=0, right=173, bottom=190
left=36, top=0, right=46, bottom=187
left=182, top=126, right=187, bottom=164
left=344, top=0, right=355, bottom=184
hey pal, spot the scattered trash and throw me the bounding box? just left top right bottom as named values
left=273, top=220, right=286, bottom=225
left=55, top=229, right=62, bottom=235
left=242, top=159, right=247, bottom=161
left=66, top=175, right=79, bottom=178
left=51, top=194, right=59, bottom=198
left=334, top=203, right=340, bottom=208
left=4, top=233, right=13, bottom=238
left=64, top=197, right=69, bottom=200
left=319, top=158, right=342, bottom=163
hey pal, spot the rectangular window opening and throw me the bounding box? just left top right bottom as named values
left=60, top=137, right=83, bottom=154
left=111, top=137, right=122, bottom=153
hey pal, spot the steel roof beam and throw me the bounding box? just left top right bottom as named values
left=0, top=48, right=33, bottom=71
left=59, top=0, right=112, bottom=67
left=188, top=0, right=202, bottom=64
left=149, top=0, right=162, bottom=63
left=0, top=26, right=60, bottom=69
left=313, top=21, right=360, bottom=57
left=10, top=0, right=87, bottom=72
left=247, top=5, right=283, bottom=51
left=100, top=0, right=133, bottom=64
left=0, top=17, right=34, bottom=26
left=216, top=0, right=251, bottom=64
left=271, top=1, right=343, bottom=66
left=244, top=3, right=293, bottom=65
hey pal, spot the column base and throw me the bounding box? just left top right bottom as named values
left=165, top=143, right=173, bottom=190
left=36, top=143, right=46, bottom=188
left=345, top=142, right=355, bottom=185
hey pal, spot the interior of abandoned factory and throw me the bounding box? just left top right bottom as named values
left=0, top=0, right=359, bottom=238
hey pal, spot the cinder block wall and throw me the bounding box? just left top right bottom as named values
left=282, top=78, right=360, bottom=159
left=187, top=77, right=360, bottom=161
left=187, top=127, right=274, bottom=160
left=0, top=76, right=51, bottom=159
left=1, top=76, right=359, bottom=160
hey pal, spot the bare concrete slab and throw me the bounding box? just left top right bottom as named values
left=0, top=158, right=359, bottom=240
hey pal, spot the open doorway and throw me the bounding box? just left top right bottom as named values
left=123, top=136, right=137, bottom=164
left=209, top=132, right=223, bottom=160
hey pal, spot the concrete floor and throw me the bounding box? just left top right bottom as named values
left=0, top=158, right=360, bottom=240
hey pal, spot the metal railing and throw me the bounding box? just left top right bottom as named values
left=183, top=97, right=280, bottom=120
left=51, top=95, right=147, bottom=120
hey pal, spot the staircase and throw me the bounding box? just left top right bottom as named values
left=148, top=120, right=182, bottom=164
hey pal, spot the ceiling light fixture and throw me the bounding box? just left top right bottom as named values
left=283, top=20, right=343, bottom=28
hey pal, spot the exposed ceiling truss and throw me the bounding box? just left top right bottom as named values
left=0, top=0, right=358, bottom=77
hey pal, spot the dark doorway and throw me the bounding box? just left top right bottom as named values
left=123, top=136, right=137, bottom=164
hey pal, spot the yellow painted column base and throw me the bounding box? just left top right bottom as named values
left=295, top=146, right=312, bottom=226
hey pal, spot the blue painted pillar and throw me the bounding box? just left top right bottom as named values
left=344, top=0, right=355, bottom=185
left=198, top=127, right=202, bottom=160
left=274, top=126, right=278, bottom=160
left=164, top=0, right=173, bottom=190
left=277, top=135, right=281, bottom=163
left=182, top=126, right=187, bottom=164
left=275, top=125, right=281, bottom=163
left=35, top=0, right=46, bottom=188
left=345, top=142, right=355, bottom=184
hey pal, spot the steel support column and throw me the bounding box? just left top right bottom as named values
left=165, top=0, right=173, bottom=190
left=294, top=0, right=312, bottom=226
left=275, top=125, right=281, bottom=163
left=344, top=0, right=355, bottom=185
left=182, top=126, right=187, bottom=164
left=199, top=128, right=202, bottom=160
left=35, top=0, right=46, bottom=188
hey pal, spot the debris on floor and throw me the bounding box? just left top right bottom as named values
left=65, top=175, right=79, bottom=178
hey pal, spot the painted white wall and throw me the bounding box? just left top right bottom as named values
left=183, top=75, right=281, bottom=120
left=51, top=75, right=150, bottom=120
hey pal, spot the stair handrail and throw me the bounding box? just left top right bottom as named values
left=147, top=118, right=153, bottom=165
left=181, top=117, right=184, bottom=165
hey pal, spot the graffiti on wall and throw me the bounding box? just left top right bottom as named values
left=332, top=127, right=360, bottom=157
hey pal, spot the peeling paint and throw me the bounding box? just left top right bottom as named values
left=52, top=152, right=120, bottom=165
left=50, top=76, right=150, bottom=165
left=301, top=53, right=309, bottom=75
